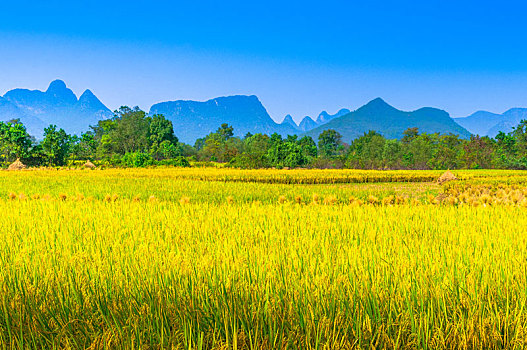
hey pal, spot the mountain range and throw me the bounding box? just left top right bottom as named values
left=0, top=80, right=112, bottom=137
left=149, top=95, right=297, bottom=143
left=304, top=98, right=472, bottom=141
left=454, top=108, right=527, bottom=137
left=280, top=109, right=351, bottom=132
left=0, top=79, right=525, bottom=143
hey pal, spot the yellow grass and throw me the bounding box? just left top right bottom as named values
left=0, top=168, right=527, bottom=348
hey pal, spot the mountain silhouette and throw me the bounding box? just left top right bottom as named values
left=280, top=114, right=298, bottom=129
left=455, top=108, right=527, bottom=137
left=298, top=116, right=318, bottom=132
left=0, top=80, right=112, bottom=137
left=304, top=98, right=471, bottom=141
left=150, top=95, right=297, bottom=144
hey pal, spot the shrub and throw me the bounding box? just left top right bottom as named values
left=122, top=152, right=153, bottom=168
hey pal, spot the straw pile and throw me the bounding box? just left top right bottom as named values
left=84, top=160, right=96, bottom=169
left=8, top=158, right=27, bottom=171
left=437, top=170, right=457, bottom=184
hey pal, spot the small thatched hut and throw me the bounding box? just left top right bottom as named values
left=437, top=170, right=457, bottom=184
left=8, top=158, right=27, bottom=171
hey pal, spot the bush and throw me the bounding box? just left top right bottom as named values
left=156, top=156, right=191, bottom=167
left=122, top=152, right=153, bottom=167
left=228, top=154, right=269, bottom=169
left=309, top=157, right=345, bottom=169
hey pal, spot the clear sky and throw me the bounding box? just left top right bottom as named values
left=1, top=0, right=526, bottom=123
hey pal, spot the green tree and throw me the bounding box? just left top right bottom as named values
left=461, top=135, right=495, bottom=169
left=229, top=133, right=271, bottom=168
left=111, top=107, right=150, bottom=154
left=401, top=127, right=419, bottom=143
left=266, top=133, right=287, bottom=167
left=149, top=114, right=178, bottom=145
left=159, top=140, right=182, bottom=159
left=194, top=137, right=206, bottom=152
left=0, top=120, right=32, bottom=162
left=298, top=136, right=317, bottom=159
left=401, top=133, right=438, bottom=169
left=40, top=125, right=72, bottom=166
left=217, top=123, right=234, bottom=141
left=382, top=139, right=402, bottom=169
left=282, top=135, right=308, bottom=168
left=70, top=132, right=97, bottom=160
left=428, top=134, right=462, bottom=169
left=91, top=118, right=118, bottom=157
left=318, top=129, right=343, bottom=158
left=512, top=120, right=527, bottom=154
left=91, top=107, right=151, bottom=158
left=347, top=131, right=386, bottom=169
left=199, top=124, right=241, bottom=162
left=149, top=114, right=179, bottom=160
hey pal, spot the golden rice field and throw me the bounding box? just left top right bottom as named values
left=1, top=168, right=527, bottom=349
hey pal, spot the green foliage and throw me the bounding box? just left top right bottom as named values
left=512, top=120, right=527, bottom=154
left=229, top=133, right=271, bottom=168
left=461, top=135, right=495, bottom=169
left=5, top=106, right=527, bottom=171
left=402, top=133, right=438, bottom=170
left=108, top=107, right=150, bottom=154
left=0, top=120, right=32, bottom=162
left=382, top=139, right=402, bottom=169
left=156, top=156, right=191, bottom=167
left=70, top=132, right=97, bottom=161
left=149, top=114, right=178, bottom=145
left=199, top=124, right=241, bottom=162
left=148, top=114, right=179, bottom=160
left=264, top=134, right=317, bottom=168
left=347, top=131, right=386, bottom=169
left=318, top=129, right=343, bottom=158
left=428, top=134, right=463, bottom=169
left=122, top=152, right=153, bottom=167
left=40, top=125, right=72, bottom=166
left=216, top=123, right=234, bottom=141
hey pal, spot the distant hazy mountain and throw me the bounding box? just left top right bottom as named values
left=0, top=96, right=46, bottom=136
left=280, top=114, right=298, bottom=130
left=316, top=109, right=350, bottom=124
left=304, top=98, right=471, bottom=142
left=149, top=95, right=298, bottom=144
left=4, top=80, right=520, bottom=143
left=455, top=108, right=527, bottom=137
left=0, top=80, right=112, bottom=137
left=453, top=111, right=502, bottom=137
left=298, top=116, right=318, bottom=132
left=281, top=109, right=351, bottom=133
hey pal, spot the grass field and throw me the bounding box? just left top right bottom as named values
left=1, top=168, right=527, bottom=349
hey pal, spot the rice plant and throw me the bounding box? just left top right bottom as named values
left=0, top=168, right=526, bottom=348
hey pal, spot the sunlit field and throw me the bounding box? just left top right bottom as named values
left=1, top=168, right=527, bottom=349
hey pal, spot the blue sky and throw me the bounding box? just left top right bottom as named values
left=1, top=0, right=527, bottom=122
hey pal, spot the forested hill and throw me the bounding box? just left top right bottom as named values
left=304, top=98, right=472, bottom=141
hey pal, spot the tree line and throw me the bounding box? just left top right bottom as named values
left=2, top=106, right=527, bottom=169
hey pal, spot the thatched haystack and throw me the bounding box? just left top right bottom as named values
left=84, top=160, right=96, bottom=169
left=437, top=170, right=457, bottom=184
left=8, top=158, right=27, bottom=171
